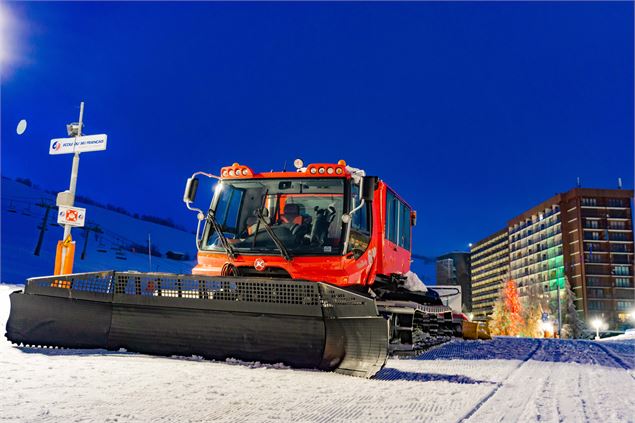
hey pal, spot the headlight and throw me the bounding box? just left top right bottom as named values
left=326, top=167, right=334, bottom=175
left=228, top=169, right=234, bottom=176
left=318, top=167, right=325, bottom=174
left=310, top=168, right=317, bottom=174
left=242, top=169, right=248, bottom=176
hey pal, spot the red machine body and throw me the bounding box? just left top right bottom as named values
left=192, top=161, right=416, bottom=288
left=5, top=161, right=457, bottom=381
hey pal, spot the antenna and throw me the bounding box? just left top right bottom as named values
left=576, top=177, right=581, bottom=188
left=618, top=177, right=622, bottom=189
left=148, top=233, right=152, bottom=272
left=282, top=160, right=287, bottom=172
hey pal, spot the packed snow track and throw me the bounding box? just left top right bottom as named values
left=1, top=284, right=633, bottom=422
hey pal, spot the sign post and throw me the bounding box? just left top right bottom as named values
left=52, top=102, right=107, bottom=275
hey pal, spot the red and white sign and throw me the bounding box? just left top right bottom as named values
left=254, top=258, right=266, bottom=272
left=58, top=206, right=86, bottom=227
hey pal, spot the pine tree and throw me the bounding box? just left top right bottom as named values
left=561, top=277, right=584, bottom=339
left=489, top=291, right=509, bottom=336
left=521, top=284, right=543, bottom=338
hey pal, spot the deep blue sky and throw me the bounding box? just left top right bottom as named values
left=2, top=2, right=633, bottom=274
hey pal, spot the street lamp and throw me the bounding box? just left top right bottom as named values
left=541, top=321, right=554, bottom=338
left=591, top=318, right=602, bottom=340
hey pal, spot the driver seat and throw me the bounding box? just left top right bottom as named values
left=280, top=204, right=304, bottom=225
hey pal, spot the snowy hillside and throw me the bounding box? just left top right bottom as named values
left=1, top=178, right=197, bottom=283
left=1, top=285, right=633, bottom=422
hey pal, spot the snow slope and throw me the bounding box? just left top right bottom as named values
left=1, top=285, right=633, bottom=422
left=1, top=178, right=197, bottom=283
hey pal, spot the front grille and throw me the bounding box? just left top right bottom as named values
left=28, top=271, right=115, bottom=294
left=113, top=273, right=319, bottom=305
left=234, top=266, right=292, bottom=278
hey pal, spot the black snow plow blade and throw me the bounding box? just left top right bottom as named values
left=5, top=271, right=388, bottom=378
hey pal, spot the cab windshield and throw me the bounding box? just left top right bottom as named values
left=202, top=178, right=345, bottom=255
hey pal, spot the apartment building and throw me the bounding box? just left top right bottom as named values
left=470, top=229, right=509, bottom=321
left=472, top=187, right=634, bottom=329
left=436, top=252, right=472, bottom=313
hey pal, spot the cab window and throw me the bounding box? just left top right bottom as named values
left=385, top=190, right=411, bottom=250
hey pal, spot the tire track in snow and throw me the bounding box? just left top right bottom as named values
left=464, top=339, right=635, bottom=423
left=592, top=342, right=635, bottom=379
left=579, top=344, right=635, bottom=422
left=457, top=339, right=542, bottom=422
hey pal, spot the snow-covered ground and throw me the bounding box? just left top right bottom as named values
left=1, top=285, right=634, bottom=422
left=1, top=178, right=197, bottom=284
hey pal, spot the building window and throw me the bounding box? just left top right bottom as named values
left=615, top=278, right=631, bottom=288
left=617, top=301, right=634, bottom=311
left=611, top=244, right=628, bottom=253
left=608, top=198, right=625, bottom=207
left=588, top=301, right=604, bottom=310
left=591, top=288, right=604, bottom=298
left=610, top=232, right=629, bottom=241
left=582, top=198, right=597, bottom=206
left=614, top=266, right=631, bottom=276
left=609, top=221, right=626, bottom=230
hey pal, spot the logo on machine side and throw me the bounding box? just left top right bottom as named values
left=254, top=258, right=266, bottom=271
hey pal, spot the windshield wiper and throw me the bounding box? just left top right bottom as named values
left=255, top=209, right=292, bottom=261
left=206, top=210, right=237, bottom=259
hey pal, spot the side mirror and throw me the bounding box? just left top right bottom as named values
left=411, top=211, right=417, bottom=227
left=183, top=177, right=199, bottom=203
left=362, top=176, right=378, bottom=202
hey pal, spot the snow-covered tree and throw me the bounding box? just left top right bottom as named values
left=561, top=278, right=584, bottom=339
left=489, top=291, right=508, bottom=336
left=521, top=284, right=544, bottom=338
left=489, top=279, right=524, bottom=336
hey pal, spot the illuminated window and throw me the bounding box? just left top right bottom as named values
left=615, top=278, right=631, bottom=288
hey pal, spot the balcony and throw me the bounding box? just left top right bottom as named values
left=611, top=255, right=633, bottom=265
left=581, top=209, right=630, bottom=219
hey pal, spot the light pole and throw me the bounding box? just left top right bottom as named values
left=50, top=102, right=107, bottom=275
left=591, top=318, right=602, bottom=340
left=59, top=101, right=84, bottom=273
left=556, top=279, right=562, bottom=338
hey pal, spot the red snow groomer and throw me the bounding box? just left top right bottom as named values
left=6, top=160, right=455, bottom=378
